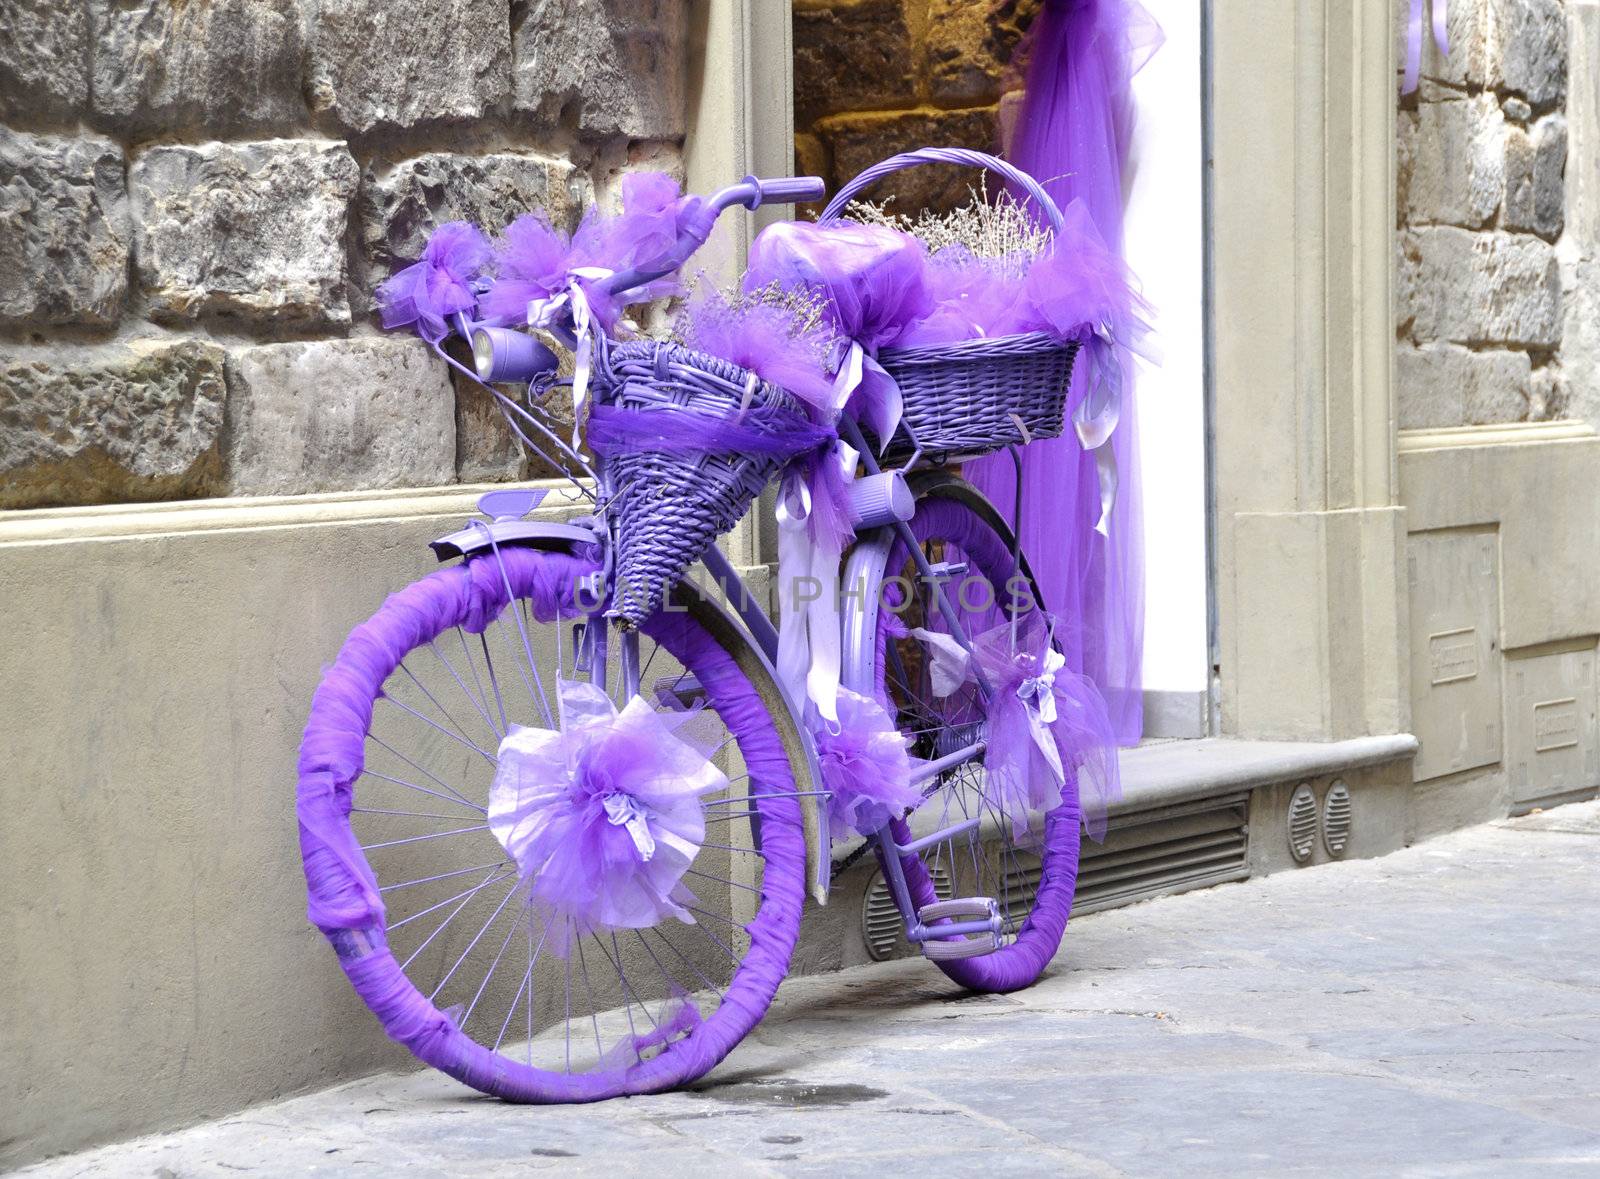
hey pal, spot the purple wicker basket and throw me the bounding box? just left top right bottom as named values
left=820, top=147, right=1080, bottom=458
left=593, top=340, right=806, bottom=627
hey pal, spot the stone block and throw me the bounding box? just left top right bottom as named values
left=90, top=0, right=305, bottom=134
left=131, top=141, right=358, bottom=328
left=923, top=0, right=1036, bottom=106
left=0, top=2, right=88, bottom=122
left=0, top=342, right=226, bottom=509
left=512, top=0, right=689, bottom=140
left=454, top=373, right=527, bottom=484
left=224, top=338, right=455, bottom=496
left=1529, top=363, right=1565, bottom=419
left=1396, top=343, right=1531, bottom=428
left=0, top=130, right=129, bottom=328
left=308, top=0, right=509, bottom=133
left=1503, top=114, right=1566, bottom=240
left=1397, top=95, right=1504, bottom=229
left=794, top=0, right=915, bottom=122
left=1497, top=0, right=1566, bottom=106
left=1398, top=227, right=1561, bottom=347
left=360, top=152, right=577, bottom=278
left=818, top=107, right=1000, bottom=215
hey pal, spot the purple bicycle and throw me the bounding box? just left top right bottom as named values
left=298, top=151, right=1122, bottom=1101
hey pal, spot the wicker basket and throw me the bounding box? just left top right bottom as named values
left=594, top=340, right=805, bottom=627
left=819, top=147, right=1079, bottom=459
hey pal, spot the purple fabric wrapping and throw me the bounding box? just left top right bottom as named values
left=814, top=687, right=923, bottom=841
left=585, top=401, right=834, bottom=462
left=375, top=222, right=492, bottom=342
left=968, top=612, right=1120, bottom=842
left=967, top=0, right=1160, bottom=744
left=489, top=680, right=731, bottom=948
left=297, top=547, right=807, bottom=1101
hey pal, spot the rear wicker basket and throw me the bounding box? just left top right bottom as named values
left=595, top=340, right=803, bottom=627
left=820, top=147, right=1079, bottom=459
left=877, top=332, right=1078, bottom=457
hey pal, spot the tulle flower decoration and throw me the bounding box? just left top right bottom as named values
left=816, top=687, right=922, bottom=842
left=488, top=680, right=729, bottom=949
left=477, top=172, right=713, bottom=335
left=374, top=221, right=492, bottom=342
left=913, top=611, right=1120, bottom=841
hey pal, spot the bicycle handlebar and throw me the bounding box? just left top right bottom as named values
left=601, top=174, right=827, bottom=299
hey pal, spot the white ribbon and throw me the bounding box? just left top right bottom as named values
left=603, top=792, right=657, bottom=861
left=527, top=266, right=614, bottom=446
left=1073, top=329, right=1123, bottom=537
left=1018, top=647, right=1068, bottom=788
left=833, top=340, right=903, bottom=451
left=907, top=626, right=974, bottom=698
left=775, top=440, right=858, bottom=727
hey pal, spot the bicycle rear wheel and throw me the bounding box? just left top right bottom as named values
left=298, top=545, right=808, bottom=1100
left=842, top=471, right=1084, bottom=992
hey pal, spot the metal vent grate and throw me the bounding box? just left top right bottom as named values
left=1000, top=794, right=1251, bottom=917
left=1322, top=779, right=1352, bottom=857
left=863, top=866, right=951, bottom=960
left=1288, top=783, right=1318, bottom=862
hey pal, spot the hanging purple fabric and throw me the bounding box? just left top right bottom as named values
left=967, top=0, right=1162, bottom=745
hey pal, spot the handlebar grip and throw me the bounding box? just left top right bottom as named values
left=744, top=174, right=827, bottom=207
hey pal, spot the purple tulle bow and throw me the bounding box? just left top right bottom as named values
left=375, top=221, right=492, bottom=343
left=745, top=220, right=932, bottom=444
left=816, top=688, right=922, bottom=842
left=915, top=611, right=1120, bottom=840
left=488, top=680, right=728, bottom=949
left=479, top=172, right=712, bottom=334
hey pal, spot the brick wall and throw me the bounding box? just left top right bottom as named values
left=1396, top=0, right=1574, bottom=428
left=0, top=0, right=687, bottom=510
left=792, top=0, right=1036, bottom=215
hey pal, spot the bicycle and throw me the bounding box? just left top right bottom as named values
left=298, top=151, right=1111, bottom=1101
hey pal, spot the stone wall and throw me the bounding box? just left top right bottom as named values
left=1396, top=0, right=1585, bottom=428
left=0, top=0, right=688, bottom=510
left=792, top=0, right=1036, bottom=215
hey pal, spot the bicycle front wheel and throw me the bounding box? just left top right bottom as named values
left=297, top=545, right=808, bottom=1101
left=842, top=471, right=1083, bottom=992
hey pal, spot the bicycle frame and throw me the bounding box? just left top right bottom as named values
left=423, top=175, right=1027, bottom=947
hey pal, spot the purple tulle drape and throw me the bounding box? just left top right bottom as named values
left=968, top=0, right=1162, bottom=745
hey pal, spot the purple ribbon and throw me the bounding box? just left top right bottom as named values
left=1403, top=0, right=1450, bottom=95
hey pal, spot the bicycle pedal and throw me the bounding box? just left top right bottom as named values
left=914, top=896, right=1003, bottom=961
left=918, top=897, right=999, bottom=923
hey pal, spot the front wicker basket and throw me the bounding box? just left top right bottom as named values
left=877, top=332, right=1078, bottom=457
left=595, top=341, right=802, bottom=627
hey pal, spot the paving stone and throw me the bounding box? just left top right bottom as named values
left=1396, top=342, right=1531, bottom=429
left=131, top=140, right=358, bottom=328
left=0, top=130, right=129, bottom=328
left=361, top=152, right=577, bottom=278
left=793, top=0, right=915, bottom=123
left=307, top=0, right=510, bottom=133
left=1397, top=95, right=1504, bottom=229
left=1504, top=113, right=1567, bottom=241
left=817, top=107, right=1001, bottom=216
left=90, top=0, right=305, bottom=135
left=511, top=0, right=689, bottom=140
left=1398, top=227, right=1562, bottom=348
left=0, top=341, right=226, bottom=509
left=15, top=803, right=1600, bottom=1176
left=223, top=337, right=455, bottom=495
left=0, top=1, right=88, bottom=122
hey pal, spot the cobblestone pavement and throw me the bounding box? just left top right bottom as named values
left=18, top=803, right=1600, bottom=1178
